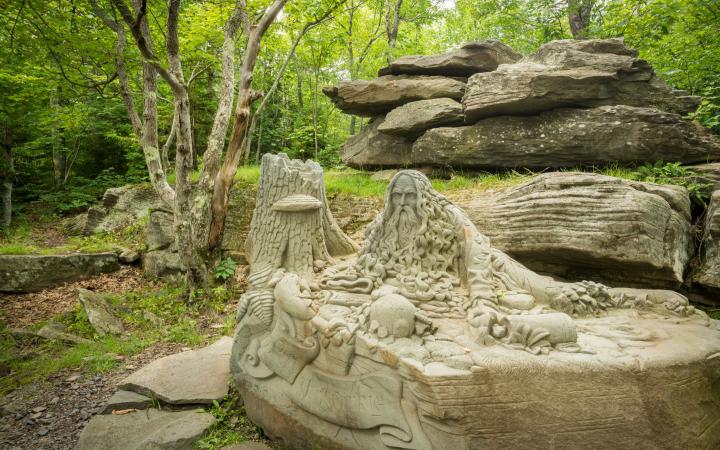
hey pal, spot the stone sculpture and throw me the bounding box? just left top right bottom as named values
left=231, top=155, right=720, bottom=449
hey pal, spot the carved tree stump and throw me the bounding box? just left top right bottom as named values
left=245, top=154, right=357, bottom=282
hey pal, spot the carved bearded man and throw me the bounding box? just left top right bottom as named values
left=355, top=170, right=559, bottom=312
left=350, top=170, right=692, bottom=321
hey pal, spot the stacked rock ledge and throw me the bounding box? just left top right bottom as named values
left=326, top=38, right=719, bottom=170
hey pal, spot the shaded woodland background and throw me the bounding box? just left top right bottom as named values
left=1, top=0, right=719, bottom=217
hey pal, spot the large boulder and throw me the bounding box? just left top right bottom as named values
left=143, top=209, right=183, bottom=280
left=691, top=190, right=720, bottom=300
left=377, top=40, right=521, bottom=77
left=0, top=253, right=119, bottom=293
left=341, top=116, right=413, bottom=168
left=463, top=38, right=700, bottom=122
left=322, top=75, right=466, bottom=117
left=142, top=249, right=182, bottom=280
left=377, top=98, right=464, bottom=137
left=459, top=172, right=694, bottom=289
left=412, top=105, right=720, bottom=169
left=84, top=184, right=162, bottom=235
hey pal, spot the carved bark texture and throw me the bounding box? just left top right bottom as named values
left=245, top=154, right=356, bottom=281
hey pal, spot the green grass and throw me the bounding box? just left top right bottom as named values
left=0, top=216, right=146, bottom=255
left=196, top=394, right=256, bottom=449
left=0, top=284, right=238, bottom=395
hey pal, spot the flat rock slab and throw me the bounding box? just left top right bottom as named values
left=378, top=97, right=464, bottom=137
left=323, top=75, right=466, bottom=117
left=378, top=40, right=521, bottom=77
left=0, top=253, right=119, bottom=293
left=75, top=408, right=214, bottom=450
left=119, top=336, right=232, bottom=405
left=463, top=38, right=699, bottom=121
left=412, top=105, right=720, bottom=169
left=78, top=288, right=124, bottom=336
left=101, top=390, right=152, bottom=414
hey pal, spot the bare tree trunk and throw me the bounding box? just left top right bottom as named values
left=161, top=108, right=178, bottom=172
left=50, top=90, right=66, bottom=189
left=385, top=0, right=403, bottom=61
left=207, top=0, right=289, bottom=252
left=568, top=0, right=594, bottom=39
left=293, top=53, right=304, bottom=109
left=254, top=113, right=264, bottom=164
left=1, top=146, right=12, bottom=228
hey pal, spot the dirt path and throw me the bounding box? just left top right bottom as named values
left=0, top=342, right=184, bottom=450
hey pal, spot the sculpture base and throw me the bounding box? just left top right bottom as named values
left=233, top=312, right=720, bottom=450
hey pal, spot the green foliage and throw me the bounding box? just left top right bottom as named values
left=214, top=257, right=238, bottom=282
left=631, top=161, right=712, bottom=207
left=196, top=394, right=253, bottom=449
left=689, top=82, right=720, bottom=133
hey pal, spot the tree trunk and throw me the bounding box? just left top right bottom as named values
left=50, top=90, right=66, bottom=189
left=245, top=153, right=356, bottom=281
left=207, top=0, right=289, bottom=252
left=254, top=113, right=264, bottom=164
left=293, top=53, right=304, bottom=109
left=568, top=0, right=593, bottom=39
left=161, top=108, right=177, bottom=173
left=1, top=147, right=12, bottom=228
left=385, top=0, right=403, bottom=61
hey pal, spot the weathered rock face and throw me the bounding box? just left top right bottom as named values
left=463, top=38, right=699, bottom=121
left=0, top=253, right=119, bottom=293
left=692, top=191, right=720, bottom=298
left=146, top=209, right=175, bottom=252
left=412, top=105, right=720, bottom=169
left=460, top=172, right=694, bottom=288
left=119, top=337, right=232, bottom=405
left=143, top=209, right=182, bottom=280
left=377, top=98, right=464, bottom=137
left=75, top=408, right=214, bottom=450
left=341, top=116, right=413, bottom=168
left=326, top=38, right=719, bottom=170
left=378, top=40, right=521, bottom=77
left=78, top=288, right=124, bottom=336
left=84, top=184, right=163, bottom=235
left=322, top=75, right=466, bottom=117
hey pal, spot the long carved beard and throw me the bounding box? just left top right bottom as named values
left=390, top=206, right=419, bottom=250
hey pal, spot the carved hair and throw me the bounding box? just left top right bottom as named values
left=358, top=170, right=462, bottom=282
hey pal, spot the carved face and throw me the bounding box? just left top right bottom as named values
left=390, top=174, right=418, bottom=212
left=388, top=174, right=420, bottom=248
